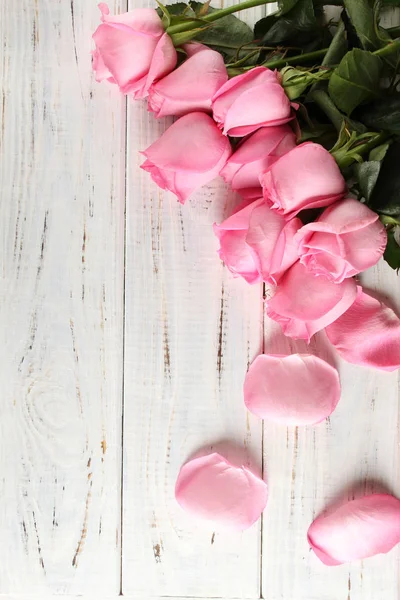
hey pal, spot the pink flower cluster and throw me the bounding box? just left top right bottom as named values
left=92, top=4, right=400, bottom=566
left=91, top=4, right=400, bottom=372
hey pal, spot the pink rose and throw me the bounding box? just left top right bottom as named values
left=141, top=112, right=231, bottom=204
left=214, top=198, right=301, bottom=284
left=266, top=261, right=358, bottom=340
left=295, top=198, right=387, bottom=282
left=260, top=142, right=346, bottom=218
left=220, top=125, right=296, bottom=200
left=148, top=43, right=228, bottom=118
left=212, top=66, right=293, bottom=137
left=92, top=3, right=176, bottom=98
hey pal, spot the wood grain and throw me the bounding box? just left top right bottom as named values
left=121, top=2, right=268, bottom=597
left=0, top=0, right=125, bottom=594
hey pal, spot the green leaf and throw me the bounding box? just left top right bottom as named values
left=189, top=1, right=255, bottom=62
left=328, top=48, right=383, bottom=115
left=254, top=0, right=329, bottom=50
left=343, top=0, right=382, bottom=49
left=370, top=141, right=400, bottom=215
left=369, top=142, right=390, bottom=162
left=354, top=160, right=381, bottom=202
left=357, top=94, right=400, bottom=135
left=384, top=228, right=400, bottom=270
left=278, top=0, right=300, bottom=14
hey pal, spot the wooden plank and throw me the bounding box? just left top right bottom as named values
left=122, top=2, right=267, bottom=596
left=261, top=267, right=400, bottom=600
left=0, top=0, right=125, bottom=594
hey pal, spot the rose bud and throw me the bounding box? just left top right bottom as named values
left=212, top=66, right=293, bottom=137
left=260, top=142, right=346, bottom=219
left=92, top=3, right=176, bottom=98
left=295, top=198, right=387, bottom=282
left=220, top=125, right=296, bottom=200
left=214, top=198, right=301, bottom=284
left=148, top=43, right=228, bottom=118
left=141, top=112, right=231, bottom=204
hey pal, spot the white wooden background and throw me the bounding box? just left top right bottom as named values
left=0, top=1, right=399, bottom=599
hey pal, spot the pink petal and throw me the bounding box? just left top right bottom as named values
left=223, top=82, right=292, bottom=137
left=325, top=286, right=400, bottom=371
left=100, top=4, right=164, bottom=36
left=244, top=354, right=340, bottom=425
left=260, top=143, right=346, bottom=218
left=213, top=199, right=264, bottom=283
left=308, top=494, right=400, bottom=565
left=295, top=199, right=387, bottom=282
left=141, top=113, right=231, bottom=203
left=266, top=262, right=358, bottom=340
left=246, top=205, right=301, bottom=284
left=148, top=45, right=227, bottom=118
left=91, top=48, right=113, bottom=82
left=212, top=67, right=292, bottom=137
left=220, top=125, right=296, bottom=192
left=175, top=452, right=268, bottom=531
left=140, top=32, right=177, bottom=99
left=92, top=23, right=158, bottom=91
left=142, top=112, right=230, bottom=172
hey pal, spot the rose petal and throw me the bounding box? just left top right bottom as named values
left=295, top=198, right=387, bottom=282
left=220, top=125, right=296, bottom=193
left=266, top=261, right=358, bottom=340
left=244, top=354, right=340, bottom=425
left=212, top=66, right=292, bottom=137
left=260, top=143, right=346, bottom=218
left=246, top=205, right=301, bottom=284
left=308, top=494, right=400, bottom=565
left=325, top=286, right=400, bottom=371
left=175, top=452, right=268, bottom=531
left=148, top=44, right=228, bottom=118
left=141, top=32, right=178, bottom=98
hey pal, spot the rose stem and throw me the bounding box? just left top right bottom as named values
left=167, top=0, right=277, bottom=35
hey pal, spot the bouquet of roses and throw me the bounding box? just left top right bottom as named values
left=92, top=0, right=400, bottom=565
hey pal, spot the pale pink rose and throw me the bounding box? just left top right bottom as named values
left=244, top=354, right=341, bottom=426
left=214, top=199, right=301, bottom=284
left=260, top=142, right=346, bottom=218
left=141, top=112, right=231, bottom=204
left=212, top=66, right=293, bottom=137
left=92, top=3, right=176, bottom=98
left=308, top=494, right=400, bottom=565
left=175, top=452, right=268, bottom=531
left=295, top=198, right=387, bottom=282
left=325, top=286, right=400, bottom=371
left=220, top=125, right=296, bottom=199
left=266, top=261, right=358, bottom=341
left=148, top=43, right=228, bottom=118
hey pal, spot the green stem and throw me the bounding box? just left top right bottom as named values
left=262, top=47, right=329, bottom=69
left=237, top=35, right=400, bottom=73
left=167, top=0, right=276, bottom=35
left=334, top=131, right=391, bottom=169
left=309, top=89, right=344, bottom=133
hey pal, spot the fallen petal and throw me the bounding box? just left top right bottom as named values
left=325, top=286, right=400, bottom=371
left=308, top=494, right=400, bottom=565
left=244, top=354, right=340, bottom=425
left=175, top=452, right=268, bottom=531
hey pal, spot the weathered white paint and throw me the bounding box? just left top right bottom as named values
left=1, top=1, right=399, bottom=599
left=0, top=0, right=125, bottom=595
